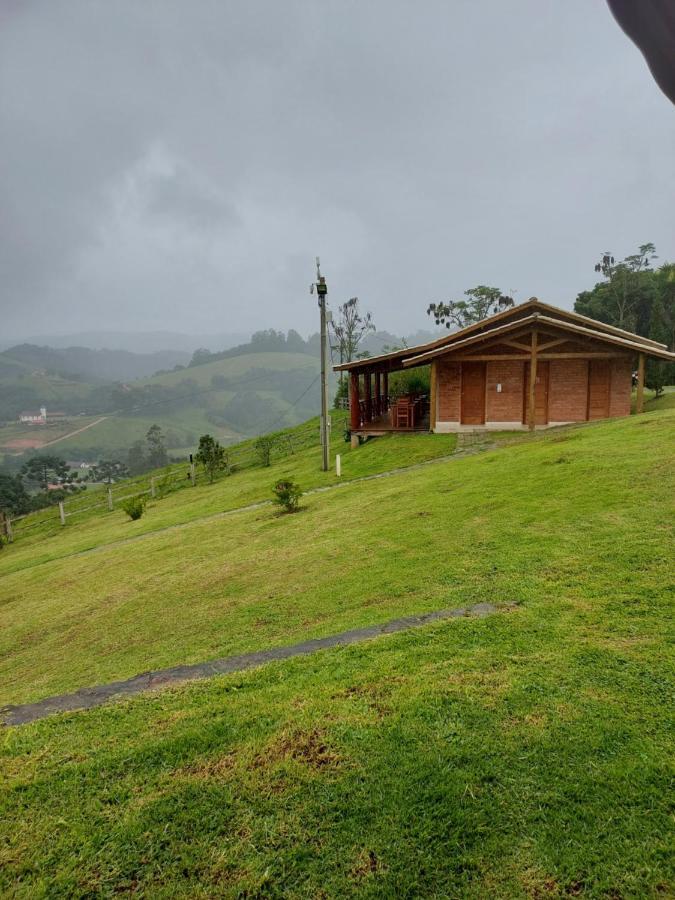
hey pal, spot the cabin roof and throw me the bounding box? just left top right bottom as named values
left=333, top=298, right=674, bottom=371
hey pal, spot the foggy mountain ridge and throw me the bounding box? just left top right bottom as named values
left=0, top=330, right=252, bottom=355
left=0, top=344, right=193, bottom=382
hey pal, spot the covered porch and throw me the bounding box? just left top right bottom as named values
left=346, top=364, right=430, bottom=440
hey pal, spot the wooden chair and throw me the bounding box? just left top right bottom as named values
left=393, top=397, right=414, bottom=428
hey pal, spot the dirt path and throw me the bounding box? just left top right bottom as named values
left=38, top=416, right=109, bottom=448
left=0, top=602, right=501, bottom=726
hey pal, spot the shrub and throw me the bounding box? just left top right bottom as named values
left=255, top=435, right=275, bottom=467
left=121, top=495, right=147, bottom=520
left=272, top=479, right=302, bottom=513
left=154, top=474, right=173, bottom=499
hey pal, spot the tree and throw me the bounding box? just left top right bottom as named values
left=654, top=263, right=675, bottom=351
left=330, top=297, right=376, bottom=385
left=0, top=473, right=30, bottom=515
left=286, top=329, right=306, bottom=352
left=90, top=460, right=130, bottom=484
left=254, top=434, right=275, bottom=467
left=195, top=434, right=227, bottom=482
left=21, top=455, right=73, bottom=491
left=127, top=440, right=147, bottom=475
left=585, top=243, right=658, bottom=331
left=646, top=290, right=675, bottom=397
left=427, top=286, right=514, bottom=330
left=146, top=424, right=168, bottom=469
left=189, top=347, right=213, bottom=367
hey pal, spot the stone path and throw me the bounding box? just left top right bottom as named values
left=0, top=602, right=498, bottom=727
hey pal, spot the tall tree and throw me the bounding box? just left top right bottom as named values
left=646, top=264, right=675, bottom=396
left=330, top=297, right=375, bottom=385
left=195, top=434, right=227, bottom=483
left=427, top=286, right=514, bottom=330
left=581, top=243, right=658, bottom=331
left=90, top=460, right=130, bottom=484
left=146, top=424, right=168, bottom=469
left=0, top=473, right=30, bottom=515
left=20, top=455, right=73, bottom=491
left=127, top=440, right=147, bottom=475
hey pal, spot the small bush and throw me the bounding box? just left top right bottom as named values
left=121, top=495, right=147, bottom=520
left=273, top=479, right=302, bottom=513
left=255, top=435, right=276, bottom=467
left=154, top=475, right=174, bottom=499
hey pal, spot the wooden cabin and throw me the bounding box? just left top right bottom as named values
left=334, top=299, right=674, bottom=440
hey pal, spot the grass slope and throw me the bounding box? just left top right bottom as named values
left=141, top=351, right=319, bottom=388
left=0, top=413, right=457, bottom=576
left=0, top=411, right=673, bottom=897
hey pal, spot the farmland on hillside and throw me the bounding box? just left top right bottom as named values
left=0, top=349, right=324, bottom=459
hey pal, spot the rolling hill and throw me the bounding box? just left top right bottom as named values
left=0, top=345, right=325, bottom=461
left=0, top=407, right=672, bottom=896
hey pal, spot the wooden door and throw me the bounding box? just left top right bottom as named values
left=587, top=360, right=610, bottom=419
left=460, top=362, right=486, bottom=425
left=523, top=361, right=549, bottom=425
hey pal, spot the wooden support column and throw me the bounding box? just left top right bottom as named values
left=374, top=371, right=381, bottom=418
left=364, top=371, right=372, bottom=422
left=383, top=372, right=389, bottom=412
left=528, top=329, right=538, bottom=431
left=636, top=352, right=645, bottom=414
left=429, top=360, right=438, bottom=431
left=350, top=371, right=361, bottom=430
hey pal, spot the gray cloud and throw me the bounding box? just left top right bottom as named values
left=1, top=0, right=673, bottom=343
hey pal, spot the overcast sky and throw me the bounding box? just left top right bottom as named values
left=1, top=0, right=673, bottom=344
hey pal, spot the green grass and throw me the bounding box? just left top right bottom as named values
left=0, top=409, right=672, bottom=897
left=141, top=350, right=319, bottom=388
left=644, top=386, right=675, bottom=413
left=0, top=412, right=459, bottom=576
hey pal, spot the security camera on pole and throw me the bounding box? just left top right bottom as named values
left=310, top=257, right=330, bottom=471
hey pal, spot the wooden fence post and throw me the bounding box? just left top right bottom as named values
left=5, top=515, right=13, bottom=543
left=107, top=488, right=113, bottom=511
left=58, top=501, right=66, bottom=525
left=150, top=476, right=156, bottom=498
left=190, top=462, right=196, bottom=486
left=336, top=454, right=341, bottom=477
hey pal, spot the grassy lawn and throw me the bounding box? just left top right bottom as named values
left=1, top=408, right=672, bottom=896
left=0, top=409, right=672, bottom=708
left=644, top=386, right=675, bottom=413
left=1, top=532, right=672, bottom=896
left=0, top=414, right=459, bottom=576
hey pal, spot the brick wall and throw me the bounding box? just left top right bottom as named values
left=609, top=357, right=632, bottom=417
left=437, top=361, right=461, bottom=421
left=548, top=359, right=589, bottom=422
left=435, top=352, right=633, bottom=427
left=486, top=360, right=525, bottom=421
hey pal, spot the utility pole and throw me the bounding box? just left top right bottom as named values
left=312, top=257, right=330, bottom=471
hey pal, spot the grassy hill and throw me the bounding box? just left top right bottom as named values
left=141, top=350, right=318, bottom=388
left=0, top=408, right=673, bottom=896
left=0, top=349, right=323, bottom=459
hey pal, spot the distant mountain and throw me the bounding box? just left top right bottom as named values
left=0, top=345, right=192, bottom=381
left=0, top=331, right=251, bottom=354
